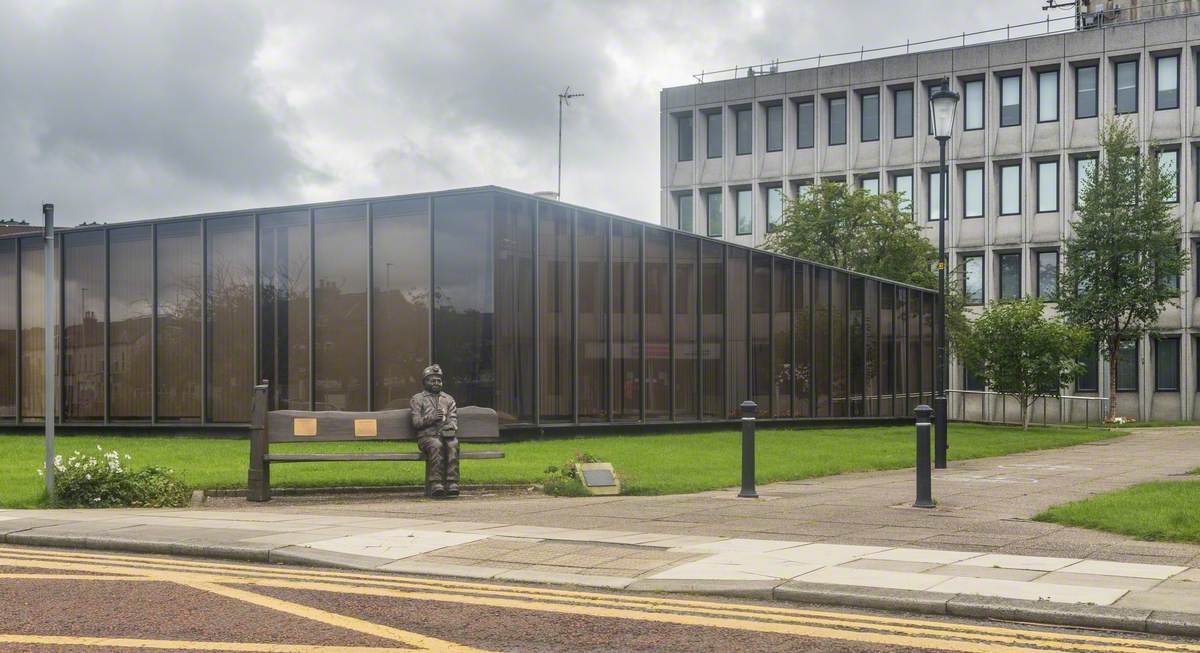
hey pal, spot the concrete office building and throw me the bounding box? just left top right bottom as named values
left=659, top=2, right=1200, bottom=421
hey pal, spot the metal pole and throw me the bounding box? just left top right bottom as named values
left=42, top=203, right=55, bottom=499
left=914, top=404, right=934, bottom=508
left=934, top=137, right=949, bottom=469
left=738, top=400, right=758, bottom=498
left=557, top=95, right=563, bottom=198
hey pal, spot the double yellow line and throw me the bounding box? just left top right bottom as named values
left=0, top=545, right=1192, bottom=653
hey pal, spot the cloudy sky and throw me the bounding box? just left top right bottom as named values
left=0, top=0, right=1054, bottom=227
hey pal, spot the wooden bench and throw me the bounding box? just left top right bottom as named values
left=246, top=384, right=504, bottom=501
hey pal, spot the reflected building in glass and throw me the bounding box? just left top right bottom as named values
left=0, top=187, right=936, bottom=431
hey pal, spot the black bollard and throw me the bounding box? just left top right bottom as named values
left=738, top=400, right=758, bottom=498
left=914, top=404, right=935, bottom=508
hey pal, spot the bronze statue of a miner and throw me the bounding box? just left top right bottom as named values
left=410, top=364, right=459, bottom=498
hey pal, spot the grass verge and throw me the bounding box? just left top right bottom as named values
left=0, top=424, right=1123, bottom=508
left=1035, top=478, right=1200, bottom=543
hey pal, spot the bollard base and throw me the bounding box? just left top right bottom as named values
left=738, top=490, right=759, bottom=499
left=913, top=499, right=935, bottom=509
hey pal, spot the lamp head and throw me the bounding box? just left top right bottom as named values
left=929, top=85, right=960, bottom=141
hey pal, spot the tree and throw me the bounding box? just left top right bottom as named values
left=1058, top=118, right=1188, bottom=420
left=764, top=182, right=937, bottom=288
left=957, top=298, right=1089, bottom=430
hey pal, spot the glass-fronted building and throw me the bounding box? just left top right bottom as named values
left=0, top=187, right=936, bottom=431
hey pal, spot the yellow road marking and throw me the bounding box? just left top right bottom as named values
left=180, top=581, right=494, bottom=653
left=0, top=546, right=1190, bottom=653
left=0, top=634, right=412, bottom=652
left=0, top=573, right=157, bottom=581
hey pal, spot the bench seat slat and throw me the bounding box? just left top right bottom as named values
left=264, top=451, right=504, bottom=463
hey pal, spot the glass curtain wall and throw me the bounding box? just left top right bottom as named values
left=0, top=240, right=15, bottom=419
left=373, top=198, right=431, bottom=411
left=750, top=254, right=771, bottom=410
left=577, top=212, right=608, bottom=421
left=259, top=212, right=310, bottom=411
left=700, top=241, right=724, bottom=419
left=611, top=221, right=641, bottom=420
left=109, top=227, right=152, bottom=420
left=207, top=216, right=255, bottom=422
left=432, top=194, right=493, bottom=410
left=493, top=196, right=534, bottom=423
left=314, top=204, right=368, bottom=411
left=673, top=235, right=698, bottom=420
left=62, top=231, right=106, bottom=420
left=156, top=222, right=203, bottom=420
left=772, top=259, right=792, bottom=417
left=726, top=249, right=749, bottom=418
left=20, top=238, right=45, bottom=419
left=793, top=264, right=811, bottom=417
left=644, top=229, right=670, bottom=419
left=537, top=204, right=573, bottom=421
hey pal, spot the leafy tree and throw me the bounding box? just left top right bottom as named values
left=957, top=298, right=1089, bottom=430
left=1058, top=118, right=1187, bottom=420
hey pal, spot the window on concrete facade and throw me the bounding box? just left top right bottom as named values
left=677, top=193, right=693, bottom=233
left=1159, top=149, right=1179, bottom=203
left=765, top=103, right=782, bottom=152
left=1115, top=60, right=1138, bottom=114
left=796, top=100, right=814, bottom=148
left=1156, top=54, right=1179, bottom=110
left=1000, top=74, right=1021, bottom=126
left=963, top=79, right=984, bottom=130
left=1037, top=160, right=1059, bottom=213
left=1075, top=64, right=1098, bottom=118
left=736, top=188, right=752, bottom=235
left=1077, top=345, right=1099, bottom=392
left=963, top=168, right=983, bottom=218
left=893, top=173, right=913, bottom=213
left=1037, top=250, right=1059, bottom=300
left=676, top=113, right=693, bottom=162
left=1038, top=69, right=1059, bottom=122
left=1155, top=337, right=1180, bottom=391
left=860, top=176, right=879, bottom=195
left=828, top=96, right=846, bottom=146
left=964, top=368, right=985, bottom=391
left=1075, top=156, right=1096, bottom=208
left=927, top=170, right=943, bottom=222
left=894, top=87, right=913, bottom=138
left=735, top=106, right=752, bottom=155
left=860, top=91, right=879, bottom=142
left=999, top=252, right=1021, bottom=300
left=1000, top=163, right=1021, bottom=215
left=706, top=110, right=722, bottom=158
left=1116, top=339, right=1138, bottom=391
left=765, top=185, right=784, bottom=233
left=705, top=190, right=722, bottom=237
left=963, top=255, right=984, bottom=305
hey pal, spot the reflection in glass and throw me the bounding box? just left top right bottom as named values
left=849, top=277, right=864, bottom=417
left=578, top=212, right=608, bottom=421
left=831, top=271, right=847, bottom=417
left=157, top=221, right=203, bottom=420
left=20, top=238, right=44, bottom=419
left=259, top=211, right=310, bottom=411
left=433, top=194, right=494, bottom=410
left=879, top=284, right=894, bottom=416
left=894, top=290, right=908, bottom=413
left=964, top=256, right=984, bottom=304
left=0, top=240, right=14, bottom=418
left=644, top=229, right=670, bottom=419
left=373, top=198, right=430, bottom=411
left=813, top=268, right=830, bottom=417
left=793, top=264, right=811, bottom=417
left=673, top=235, right=698, bottom=419
left=207, top=216, right=255, bottom=422
left=922, top=293, right=934, bottom=404
left=63, top=231, right=105, bottom=420
left=772, top=259, right=792, bottom=417
left=908, top=289, right=922, bottom=412
left=726, top=249, right=748, bottom=417
left=750, top=254, right=771, bottom=410
left=538, top=204, right=573, bottom=421
left=315, top=204, right=368, bottom=411
left=864, top=279, right=879, bottom=417
left=493, top=196, right=534, bottom=422
left=109, top=227, right=152, bottom=420
left=701, top=241, right=724, bottom=419
left=611, top=221, right=641, bottom=420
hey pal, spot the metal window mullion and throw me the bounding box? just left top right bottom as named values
left=200, top=219, right=208, bottom=423
left=639, top=224, right=646, bottom=423
left=103, top=228, right=110, bottom=425
left=532, top=203, right=540, bottom=427
left=366, top=204, right=374, bottom=412
left=571, top=212, right=579, bottom=425
left=58, top=237, right=65, bottom=425
left=251, top=215, right=260, bottom=405
left=307, top=209, right=315, bottom=412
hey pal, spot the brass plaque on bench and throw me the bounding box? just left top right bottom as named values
left=293, top=418, right=318, bottom=437
left=354, top=419, right=378, bottom=437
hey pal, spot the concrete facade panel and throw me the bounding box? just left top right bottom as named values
left=819, top=63, right=851, bottom=88
left=1146, top=16, right=1187, bottom=46
left=1027, top=33, right=1065, bottom=62
left=884, top=54, right=918, bottom=79
left=1065, top=29, right=1104, bottom=56
left=988, top=41, right=1026, bottom=67
left=1105, top=23, right=1146, bottom=50
left=785, top=68, right=819, bottom=93
left=917, top=51, right=952, bottom=75
left=663, top=85, right=696, bottom=109
left=953, top=45, right=989, bottom=71
left=755, top=73, right=786, bottom=96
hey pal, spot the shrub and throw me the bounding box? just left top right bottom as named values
left=40, top=447, right=190, bottom=508
left=542, top=452, right=601, bottom=497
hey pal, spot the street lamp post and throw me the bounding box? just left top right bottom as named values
left=929, top=82, right=959, bottom=470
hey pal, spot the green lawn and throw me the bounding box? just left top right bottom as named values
left=0, top=424, right=1124, bottom=508
left=1035, top=480, right=1200, bottom=543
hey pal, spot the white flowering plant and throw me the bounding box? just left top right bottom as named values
left=38, top=446, right=189, bottom=508
left=1105, top=416, right=1135, bottom=425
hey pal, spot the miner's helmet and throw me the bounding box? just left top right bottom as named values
left=422, top=364, right=444, bottom=381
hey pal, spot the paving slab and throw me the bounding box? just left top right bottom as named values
left=927, top=576, right=1128, bottom=605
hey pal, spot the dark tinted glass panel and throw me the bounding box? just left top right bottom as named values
left=20, top=238, right=44, bottom=419
left=773, top=259, right=792, bottom=417
left=765, top=104, right=783, bottom=152
left=750, top=254, right=771, bottom=410
left=578, top=212, right=608, bottom=421
left=611, top=221, right=641, bottom=420
left=645, top=229, right=670, bottom=419
left=1076, top=65, right=1098, bottom=118
left=735, top=107, right=752, bottom=155
left=0, top=240, right=14, bottom=419
left=62, top=231, right=105, bottom=420
left=538, top=204, right=573, bottom=422
left=701, top=241, right=724, bottom=419
left=677, top=113, right=693, bottom=162
left=726, top=249, right=749, bottom=417
left=1037, top=251, right=1059, bottom=300
left=864, top=279, right=878, bottom=416
left=794, top=264, right=811, bottom=416
left=1156, top=337, right=1179, bottom=390
left=831, top=271, right=847, bottom=416
left=1116, top=60, right=1138, bottom=114
left=1077, top=345, right=1099, bottom=391
left=848, top=277, right=864, bottom=417
left=258, top=212, right=309, bottom=412
left=206, top=216, right=255, bottom=422
left=373, top=198, right=431, bottom=411
left=908, top=289, right=922, bottom=412
left=999, top=253, right=1021, bottom=300
left=796, top=101, right=814, bottom=148
left=674, top=235, right=698, bottom=419
left=879, top=284, right=894, bottom=416
left=812, top=268, right=830, bottom=416
left=433, top=194, right=493, bottom=410
left=109, top=227, right=152, bottom=421
left=1116, top=340, right=1138, bottom=391
left=828, top=97, right=846, bottom=145
left=706, top=111, right=722, bottom=158
left=157, top=221, right=202, bottom=420
left=492, top=195, right=533, bottom=423
left=965, top=368, right=985, bottom=391
left=922, top=293, right=934, bottom=404
left=894, top=88, right=913, bottom=138
left=314, top=204, right=368, bottom=411
left=860, top=93, right=879, bottom=142
left=894, top=290, right=907, bottom=414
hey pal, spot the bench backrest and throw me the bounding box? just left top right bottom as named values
left=250, top=384, right=500, bottom=443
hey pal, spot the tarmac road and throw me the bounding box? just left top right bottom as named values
left=1, top=545, right=1197, bottom=653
